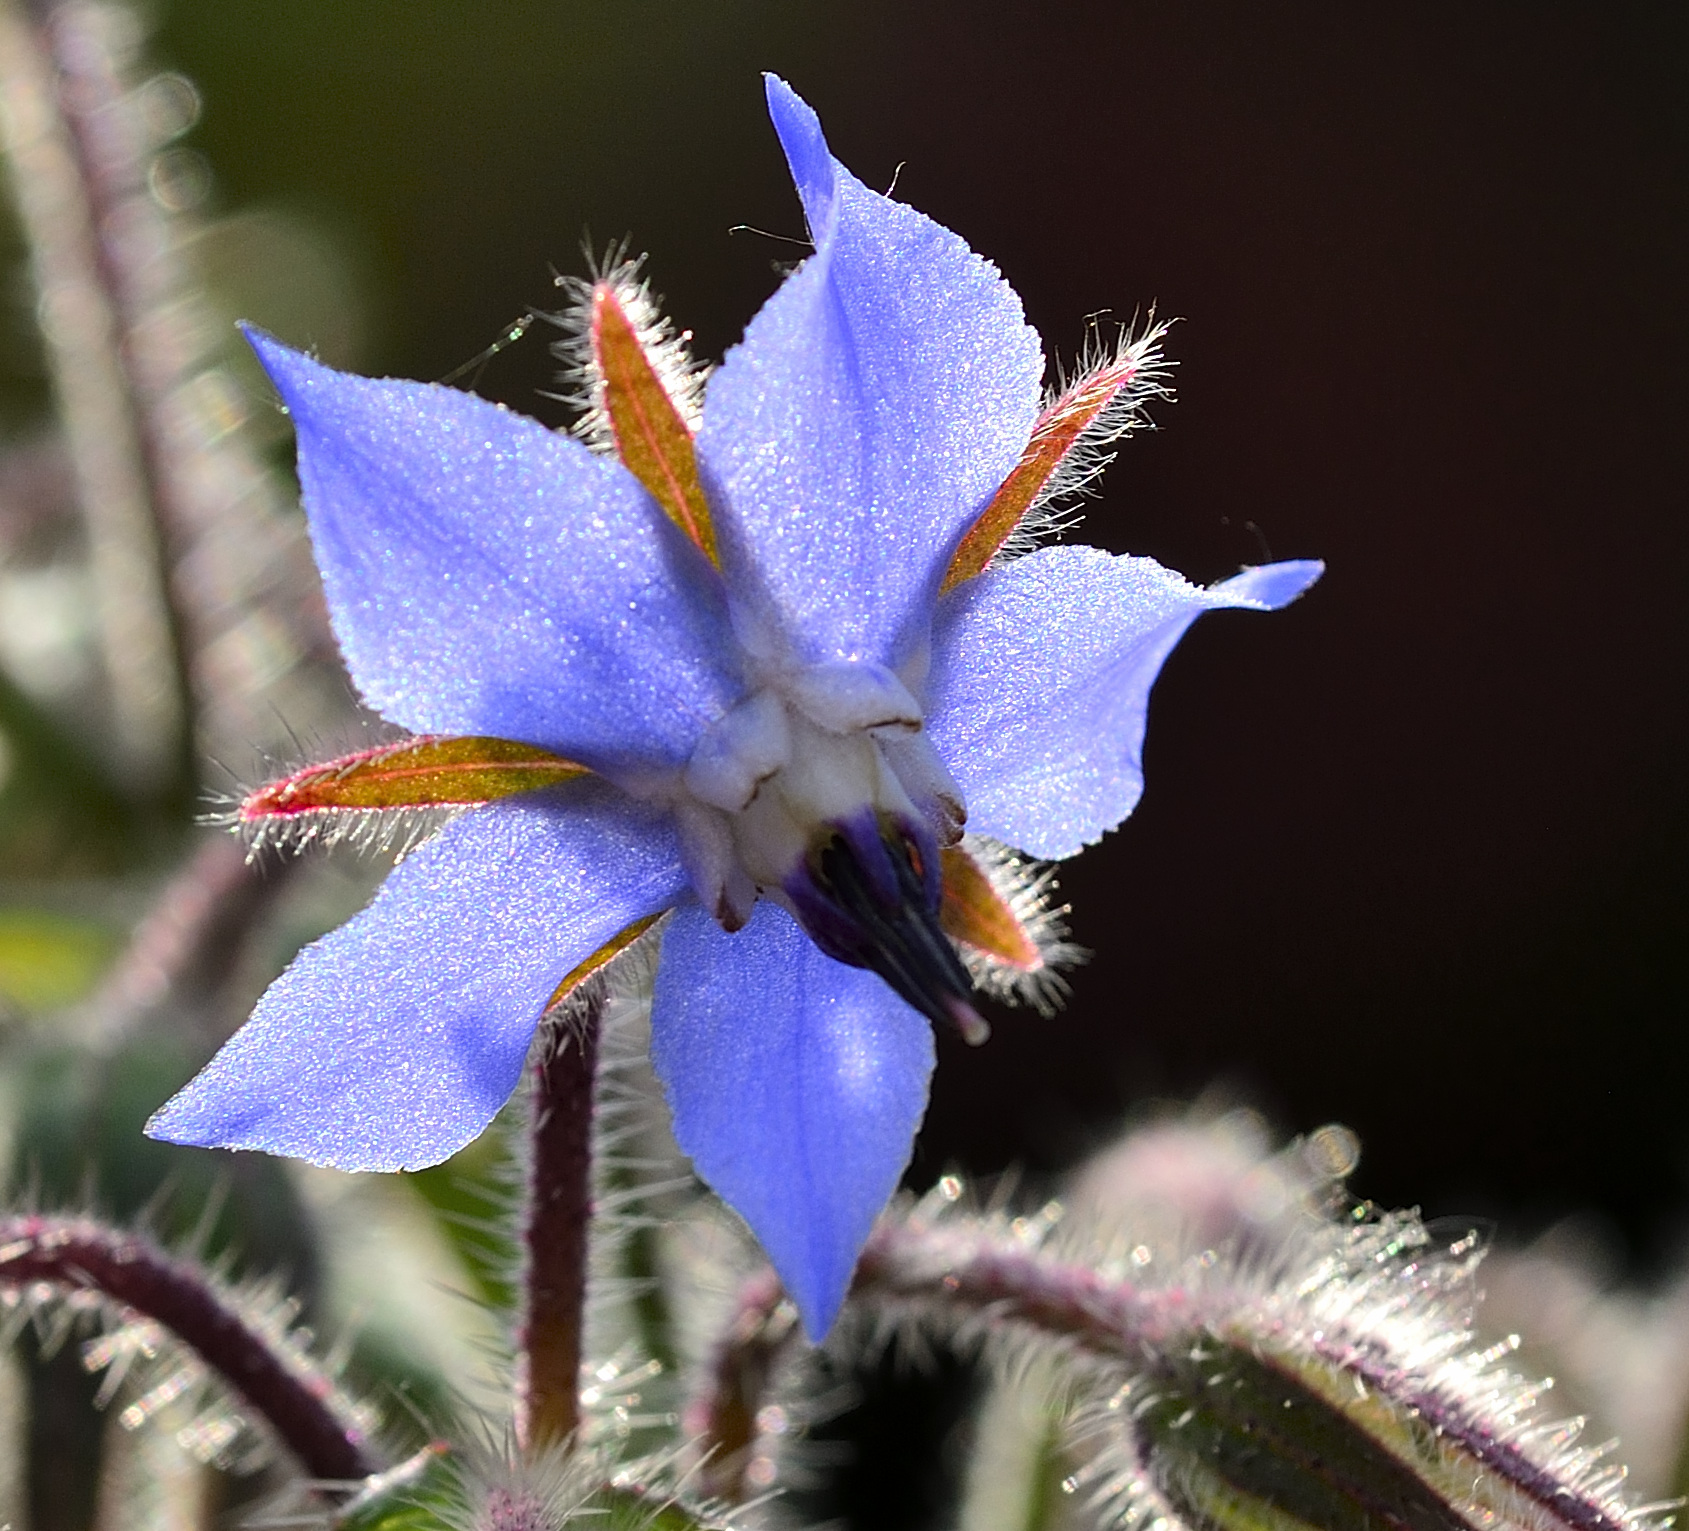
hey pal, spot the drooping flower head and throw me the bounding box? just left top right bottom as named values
left=147, top=78, right=1321, bottom=1338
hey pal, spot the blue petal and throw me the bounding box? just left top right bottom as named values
left=650, top=901, right=935, bottom=1338
left=248, top=332, right=741, bottom=777
left=926, top=549, right=1324, bottom=859
left=147, top=785, right=689, bottom=1170
left=696, top=77, right=1044, bottom=670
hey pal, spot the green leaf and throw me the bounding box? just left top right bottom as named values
left=0, top=907, right=115, bottom=1009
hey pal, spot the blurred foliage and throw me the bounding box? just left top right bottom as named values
left=0, top=906, right=112, bottom=1009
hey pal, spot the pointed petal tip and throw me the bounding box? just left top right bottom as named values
left=238, top=325, right=331, bottom=414
left=141, top=1103, right=193, bottom=1148
left=761, top=73, right=833, bottom=219
left=239, top=322, right=293, bottom=372
left=796, top=1283, right=848, bottom=1344
left=761, top=73, right=814, bottom=132
left=1217, top=557, right=1326, bottom=610
left=777, top=1239, right=860, bottom=1343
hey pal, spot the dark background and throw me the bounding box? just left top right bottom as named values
left=152, top=1, right=1689, bottom=1270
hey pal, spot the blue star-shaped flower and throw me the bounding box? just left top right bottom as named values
left=147, top=78, right=1321, bottom=1337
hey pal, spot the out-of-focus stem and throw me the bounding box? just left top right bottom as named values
left=0, top=1213, right=378, bottom=1482
left=853, top=1220, right=1188, bottom=1362
left=80, top=832, right=294, bottom=1052
left=40, top=3, right=336, bottom=764
left=515, top=999, right=603, bottom=1452
left=2, top=0, right=338, bottom=795
left=682, top=1266, right=799, bottom=1504
left=0, top=0, right=181, bottom=790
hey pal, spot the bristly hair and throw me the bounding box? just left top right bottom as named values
left=951, top=834, right=1087, bottom=1017
left=207, top=728, right=467, bottom=864
left=220, top=797, right=466, bottom=865
left=0, top=1210, right=378, bottom=1479
left=845, top=1129, right=1674, bottom=1531
left=549, top=246, right=712, bottom=453
left=432, top=1422, right=745, bottom=1531
left=993, top=316, right=1174, bottom=568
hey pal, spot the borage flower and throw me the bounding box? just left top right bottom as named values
left=147, top=78, right=1321, bottom=1337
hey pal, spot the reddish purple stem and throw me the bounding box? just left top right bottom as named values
left=515, top=1000, right=602, bottom=1450
left=853, top=1219, right=1193, bottom=1359
left=683, top=1265, right=799, bottom=1503
left=851, top=1218, right=1635, bottom=1531
left=0, top=1213, right=377, bottom=1481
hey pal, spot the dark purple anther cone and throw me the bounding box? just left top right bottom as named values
left=784, top=810, right=989, bottom=1045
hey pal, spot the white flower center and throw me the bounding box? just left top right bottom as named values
left=671, top=660, right=964, bottom=932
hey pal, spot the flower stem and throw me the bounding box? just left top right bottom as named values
left=81, top=833, right=295, bottom=1052
left=0, top=0, right=182, bottom=790
left=515, top=995, right=603, bottom=1451
left=851, top=1216, right=1645, bottom=1531
left=853, top=1219, right=1190, bottom=1362
left=0, top=1213, right=377, bottom=1481
left=683, top=1266, right=799, bottom=1503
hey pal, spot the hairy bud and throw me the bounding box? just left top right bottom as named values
left=852, top=1132, right=1665, bottom=1531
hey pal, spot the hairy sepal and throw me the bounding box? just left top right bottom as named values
left=236, top=736, right=589, bottom=855
left=939, top=836, right=1084, bottom=1016
left=541, top=913, right=663, bottom=1020
left=942, top=324, right=1170, bottom=592
left=553, top=255, right=719, bottom=565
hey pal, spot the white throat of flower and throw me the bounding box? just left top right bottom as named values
left=659, top=657, right=981, bottom=1039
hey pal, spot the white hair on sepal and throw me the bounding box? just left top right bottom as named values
left=228, top=800, right=466, bottom=865
left=851, top=1134, right=1670, bottom=1531
left=202, top=719, right=467, bottom=865
left=992, top=314, right=1175, bottom=569
left=951, top=834, right=1088, bottom=1017
left=548, top=244, right=712, bottom=454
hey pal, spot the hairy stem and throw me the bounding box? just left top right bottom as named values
left=81, top=833, right=295, bottom=1051
left=515, top=997, right=603, bottom=1451
left=4, top=0, right=337, bottom=790
left=42, top=1, right=340, bottom=759
left=683, top=1266, right=799, bottom=1504
left=0, top=0, right=182, bottom=789
left=0, top=1213, right=377, bottom=1481
left=854, top=1219, right=1190, bottom=1362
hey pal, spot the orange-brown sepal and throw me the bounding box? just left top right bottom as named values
left=942, top=346, right=1154, bottom=594
left=591, top=282, right=719, bottom=564
left=543, top=913, right=661, bottom=1016
left=239, top=736, right=590, bottom=826
left=938, top=844, right=1041, bottom=970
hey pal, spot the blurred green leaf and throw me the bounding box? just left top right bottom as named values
left=597, top=1486, right=735, bottom=1530
left=0, top=907, right=114, bottom=1009
left=0, top=670, right=147, bottom=875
